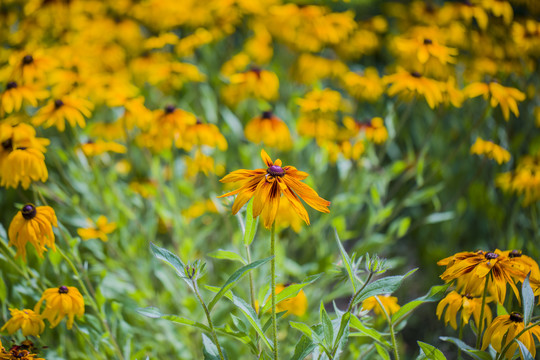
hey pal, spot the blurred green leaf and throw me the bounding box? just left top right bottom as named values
left=243, top=199, right=258, bottom=246
left=208, top=249, right=246, bottom=264
left=392, top=284, right=450, bottom=324
left=439, top=337, right=492, bottom=360
left=522, top=272, right=534, bottom=325
left=375, top=343, right=391, bottom=360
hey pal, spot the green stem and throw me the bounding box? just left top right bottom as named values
left=0, top=238, right=36, bottom=286
left=192, top=279, right=225, bottom=360
left=476, top=275, right=490, bottom=349
left=374, top=296, right=399, bottom=360
left=271, top=223, right=278, bottom=360
left=245, top=242, right=261, bottom=355
left=495, top=321, right=540, bottom=360
left=346, top=272, right=374, bottom=313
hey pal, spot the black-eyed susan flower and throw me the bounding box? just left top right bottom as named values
left=383, top=68, right=444, bottom=109
left=482, top=312, right=540, bottom=359
left=0, top=147, right=48, bottom=189
left=8, top=204, right=57, bottom=261
left=77, top=216, right=117, bottom=242
left=9, top=50, right=57, bottom=84
left=244, top=111, right=292, bottom=150
left=293, top=54, right=347, bottom=84
left=1, top=309, right=45, bottom=337
left=181, top=119, right=228, bottom=152
left=436, top=291, right=492, bottom=330
left=275, top=285, right=307, bottom=317
left=184, top=150, right=223, bottom=178
left=31, top=95, right=93, bottom=131
left=219, top=149, right=330, bottom=228
left=0, top=340, right=45, bottom=360
left=221, top=67, right=279, bottom=106
left=297, top=88, right=344, bottom=115
left=362, top=295, right=401, bottom=317
left=275, top=199, right=304, bottom=233
left=463, top=81, right=526, bottom=121
left=438, top=250, right=529, bottom=304
left=470, top=137, right=511, bottom=164
left=341, top=68, right=384, bottom=103
left=35, top=286, right=84, bottom=330
left=0, top=82, right=48, bottom=114
left=79, top=140, right=127, bottom=157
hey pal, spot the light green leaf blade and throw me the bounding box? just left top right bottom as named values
left=320, top=301, right=333, bottom=346
left=260, top=274, right=321, bottom=313
left=208, top=249, right=246, bottom=264
left=417, top=341, right=447, bottom=360
left=291, top=336, right=316, bottom=360
left=334, top=229, right=357, bottom=293
left=392, top=283, right=450, bottom=324
left=202, top=333, right=225, bottom=360
left=522, top=272, right=534, bottom=326
left=230, top=292, right=273, bottom=351
left=353, top=268, right=417, bottom=307
left=243, top=198, right=258, bottom=246
left=439, top=336, right=493, bottom=360
left=516, top=339, right=535, bottom=360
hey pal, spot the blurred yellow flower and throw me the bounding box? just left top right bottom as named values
left=244, top=111, right=292, bottom=150
left=297, top=88, right=343, bottom=115
left=275, top=200, right=304, bottom=233
left=79, top=140, right=127, bottom=157
left=341, top=68, right=384, bottom=103
left=436, top=291, right=492, bottom=330
left=8, top=204, right=57, bottom=261
left=383, top=69, right=444, bottom=109
left=470, top=137, right=511, bottom=164
left=463, top=81, right=526, bottom=121
left=32, top=95, right=93, bottom=131
left=181, top=120, right=228, bottom=152
left=1, top=309, right=45, bottom=337
left=221, top=67, right=279, bottom=106
left=362, top=295, right=400, bottom=316
left=0, top=81, right=48, bottom=114
left=35, top=286, right=84, bottom=330
left=77, top=216, right=117, bottom=242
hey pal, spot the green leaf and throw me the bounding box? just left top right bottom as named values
left=208, top=249, right=246, bottom=264
left=202, top=333, right=225, bottom=360
left=375, top=343, right=391, bottom=360
left=516, top=339, right=535, bottom=360
left=208, top=256, right=272, bottom=311
left=150, top=242, right=192, bottom=288
left=331, top=311, right=351, bottom=359
left=320, top=302, right=333, bottom=346
left=290, top=321, right=314, bottom=339
left=229, top=292, right=273, bottom=351
left=417, top=341, right=447, bottom=360
left=439, top=337, right=493, bottom=360
left=352, top=268, right=418, bottom=307
left=424, top=212, right=454, bottom=224
left=136, top=307, right=162, bottom=319
left=291, top=336, right=316, bottom=360
left=262, top=311, right=287, bottom=333
left=243, top=198, right=258, bottom=246
left=392, top=284, right=451, bottom=324
left=260, top=274, right=321, bottom=313
left=349, top=315, right=390, bottom=347
left=334, top=229, right=357, bottom=293
left=522, top=272, right=534, bottom=326
left=161, top=315, right=212, bottom=333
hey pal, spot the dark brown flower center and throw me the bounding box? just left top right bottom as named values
left=54, top=99, right=64, bottom=109
left=267, top=165, right=285, bottom=177
left=510, top=312, right=523, bottom=323
left=262, top=110, right=273, bottom=119
left=164, top=104, right=175, bottom=114
left=6, top=81, right=17, bottom=90
left=423, top=38, right=433, bottom=45
left=58, top=286, right=69, bottom=294
left=485, top=252, right=499, bottom=260
left=411, top=71, right=422, bottom=78
left=22, top=55, right=34, bottom=65
left=21, top=204, right=37, bottom=220
left=2, top=138, right=13, bottom=151
left=509, top=250, right=522, bottom=258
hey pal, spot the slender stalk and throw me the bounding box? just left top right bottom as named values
left=476, top=275, right=490, bottom=349
left=374, top=296, right=399, bottom=360
left=458, top=317, right=464, bottom=360
left=245, top=242, right=262, bottom=355
left=495, top=321, right=540, bottom=360
left=270, top=223, right=278, bottom=360
left=192, top=279, right=225, bottom=360
left=0, top=238, right=36, bottom=285
left=346, top=272, right=374, bottom=313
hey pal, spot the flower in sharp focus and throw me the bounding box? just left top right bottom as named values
left=77, top=216, right=117, bottom=242
left=8, top=204, right=57, bottom=261
left=362, top=295, right=400, bottom=317
left=482, top=312, right=540, bottom=359
left=31, top=95, right=94, bottom=131
left=219, top=149, right=330, bottom=228
left=436, top=291, right=492, bottom=330
left=1, top=309, right=45, bottom=337
left=35, top=286, right=85, bottom=330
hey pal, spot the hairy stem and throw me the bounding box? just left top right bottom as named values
left=192, top=279, right=225, bottom=360
left=270, top=223, right=278, bottom=360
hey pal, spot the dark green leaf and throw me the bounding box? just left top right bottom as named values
left=291, top=336, right=316, bottom=360
left=417, top=341, right=447, bottom=360
left=230, top=292, right=273, bottom=351
left=439, top=337, right=493, bottom=360
left=260, top=274, right=321, bottom=313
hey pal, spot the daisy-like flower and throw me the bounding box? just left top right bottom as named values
left=1, top=309, right=45, bottom=337
left=463, top=81, right=526, bottom=121
left=35, top=286, right=85, bottom=330
left=362, top=295, right=401, bottom=317
left=0, top=82, right=48, bottom=114
left=0, top=340, right=45, bottom=360
left=438, top=250, right=529, bottom=304
left=8, top=204, right=57, bottom=261
left=341, top=68, right=384, bottom=103
left=77, top=216, right=117, bottom=242
left=0, top=147, right=48, bottom=189
left=470, top=137, right=511, bottom=164
left=9, top=51, right=57, bottom=83
left=383, top=68, right=444, bottom=109
left=181, top=119, right=228, bottom=152
left=221, top=67, right=279, bottom=107
left=219, top=150, right=330, bottom=228
left=392, top=35, right=458, bottom=65
left=482, top=312, right=540, bottom=359
left=79, top=140, right=127, bottom=157
left=31, top=96, right=93, bottom=131
left=244, top=111, right=292, bottom=150
left=436, top=291, right=492, bottom=330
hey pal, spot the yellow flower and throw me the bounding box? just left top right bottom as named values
left=362, top=295, right=400, bottom=317
left=0, top=147, right=48, bottom=189
left=341, top=68, right=384, bottom=103
left=470, top=137, right=511, bottom=164
left=392, top=35, right=458, bottom=65
left=482, top=312, right=540, bottom=359
left=8, top=204, right=57, bottom=261
left=383, top=68, right=444, bottom=109
left=496, top=153, right=540, bottom=205
left=297, top=88, right=343, bottom=115
left=9, top=50, right=57, bottom=84
left=275, top=285, right=307, bottom=317
left=0, top=82, right=48, bottom=114
left=244, top=111, right=292, bottom=150
left=219, top=150, right=330, bottom=228
left=221, top=67, right=279, bottom=106
left=79, top=140, right=127, bottom=157
left=35, top=286, right=85, bottom=330
left=438, top=250, right=529, bottom=304
left=363, top=117, right=388, bottom=144
left=274, top=200, right=304, bottom=233
left=181, top=120, right=228, bottom=152
left=1, top=309, right=45, bottom=337
left=31, top=95, right=93, bottom=131
left=463, top=81, right=526, bottom=121
left=436, top=291, right=492, bottom=330
left=0, top=339, right=45, bottom=360
left=77, top=216, right=117, bottom=242
left=184, top=150, right=220, bottom=178
left=293, top=54, right=347, bottom=84
left=129, top=180, right=158, bottom=199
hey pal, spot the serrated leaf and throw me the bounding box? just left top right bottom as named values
left=208, top=249, right=246, bottom=264
left=353, top=268, right=417, bottom=307
left=418, top=341, right=446, bottom=360
left=349, top=315, right=390, bottom=347
left=243, top=199, right=258, bottom=246
left=229, top=292, right=273, bottom=351
left=392, top=284, right=451, bottom=324
left=516, top=339, right=535, bottom=360
left=291, top=336, right=316, bottom=360
left=439, top=337, right=493, bottom=360
left=260, top=274, right=321, bottom=313
left=522, top=272, right=534, bottom=326
left=335, top=229, right=357, bottom=293
left=150, top=242, right=192, bottom=289
left=208, top=256, right=273, bottom=311
left=320, top=302, right=333, bottom=346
